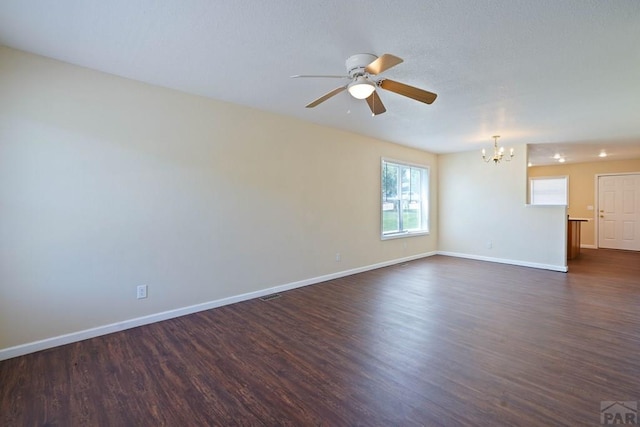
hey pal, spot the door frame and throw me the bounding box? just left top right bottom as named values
left=595, top=172, right=640, bottom=249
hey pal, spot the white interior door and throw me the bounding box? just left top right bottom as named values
left=598, top=174, right=640, bottom=251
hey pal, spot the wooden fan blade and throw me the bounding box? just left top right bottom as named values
left=379, top=79, right=437, bottom=104
left=306, top=86, right=347, bottom=108
left=365, top=91, right=386, bottom=115
left=365, top=54, right=403, bottom=75
left=291, top=74, right=349, bottom=79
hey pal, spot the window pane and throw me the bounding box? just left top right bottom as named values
left=403, top=167, right=422, bottom=230
left=402, top=206, right=420, bottom=230
left=382, top=163, right=400, bottom=233
left=531, top=177, right=567, bottom=205
left=382, top=163, right=398, bottom=201
left=383, top=209, right=400, bottom=233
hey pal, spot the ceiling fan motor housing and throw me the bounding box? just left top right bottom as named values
left=345, top=53, right=377, bottom=78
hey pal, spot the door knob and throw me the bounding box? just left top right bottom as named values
left=600, top=215, right=604, bottom=218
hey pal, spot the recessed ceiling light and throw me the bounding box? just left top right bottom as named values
left=553, top=153, right=561, bottom=160
left=558, top=158, right=566, bottom=163
left=599, top=151, right=607, bottom=158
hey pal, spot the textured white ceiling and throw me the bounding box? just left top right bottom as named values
left=1, top=0, right=639, bottom=165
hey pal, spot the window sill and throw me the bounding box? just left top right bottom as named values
left=381, top=230, right=430, bottom=240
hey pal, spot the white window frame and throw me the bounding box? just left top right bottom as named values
left=381, top=158, right=430, bottom=239
left=529, top=176, right=569, bottom=206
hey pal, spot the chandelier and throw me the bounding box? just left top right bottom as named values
left=482, top=135, right=514, bottom=164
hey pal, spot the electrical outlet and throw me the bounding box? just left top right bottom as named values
left=335, top=252, right=341, bottom=262
left=486, top=241, right=493, bottom=249
left=137, top=285, right=148, bottom=299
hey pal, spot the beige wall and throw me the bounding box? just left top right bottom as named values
left=438, top=148, right=567, bottom=270
left=528, top=158, right=640, bottom=246
left=0, top=46, right=438, bottom=351
left=1, top=45, right=583, bottom=357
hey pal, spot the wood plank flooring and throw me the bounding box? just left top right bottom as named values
left=2, top=249, right=640, bottom=426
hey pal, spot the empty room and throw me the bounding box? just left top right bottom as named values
left=1, top=1, right=640, bottom=425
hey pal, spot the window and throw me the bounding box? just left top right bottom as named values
left=530, top=176, right=568, bottom=205
left=381, top=159, right=429, bottom=238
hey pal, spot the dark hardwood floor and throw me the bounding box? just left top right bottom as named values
left=2, top=249, right=640, bottom=426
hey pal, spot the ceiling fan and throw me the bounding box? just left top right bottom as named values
left=292, top=53, right=437, bottom=116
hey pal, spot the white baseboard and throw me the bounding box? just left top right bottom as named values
left=436, top=251, right=568, bottom=273
left=0, top=251, right=437, bottom=361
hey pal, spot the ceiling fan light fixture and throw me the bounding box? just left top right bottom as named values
left=347, top=77, right=376, bottom=99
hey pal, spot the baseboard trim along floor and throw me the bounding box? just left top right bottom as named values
left=1, top=251, right=438, bottom=361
